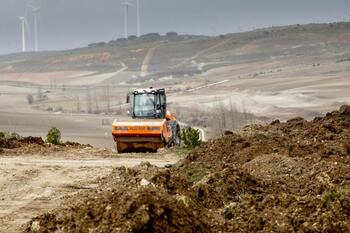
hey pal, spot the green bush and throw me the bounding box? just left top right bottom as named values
left=46, top=127, right=62, bottom=145
left=323, top=190, right=342, bottom=202
left=323, top=189, right=350, bottom=202
left=180, top=127, right=202, bottom=149
left=0, top=132, right=21, bottom=139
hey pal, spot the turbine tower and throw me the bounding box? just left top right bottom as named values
left=136, top=0, right=141, bottom=37
left=19, top=16, right=29, bottom=52
left=122, top=0, right=132, bottom=39
left=28, top=4, right=41, bottom=52
left=19, top=17, right=26, bottom=52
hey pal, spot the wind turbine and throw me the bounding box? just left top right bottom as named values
left=28, top=4, right=41, bottom=52
left=121, top=0, right=132, bottom=39
left=19, top=16, right=30, bottom=52
left=136, top=0, right=141, bottom=37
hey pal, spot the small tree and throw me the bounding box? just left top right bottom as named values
left=27, top=94, right=34, bottom=104
left=180, top=127, right=202, bottom=149
left=46, top=127, right=62, bottom=145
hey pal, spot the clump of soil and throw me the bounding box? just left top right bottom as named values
left=0, top=136, right=44, bottom=149
left=0, top=133, right=91, bottom=155
left=24, top=105, right=350, bottom=232
left=27, top=188, right=211, bottom=233
left=222, top=192, right=350, bottom=232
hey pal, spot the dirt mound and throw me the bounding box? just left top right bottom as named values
left=0, top=136, right=44, bottom=149
left=23, top=105, right=350, bottom=232
left=26, top=188, right=211, bottom=233
left=183, top=105, right=350, bottom=195
left=25, top=165, right=212, bottom=233
left=0, top=133, right=92, bottom=155
left=187, top=105, right=350, bottom=168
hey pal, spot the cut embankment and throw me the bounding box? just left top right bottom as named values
left=23, top=105, right=350, bottom=232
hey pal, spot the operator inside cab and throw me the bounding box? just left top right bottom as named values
left=134, top=93, right=155, bottom=117
left=131, top=88, right=167, bottom=119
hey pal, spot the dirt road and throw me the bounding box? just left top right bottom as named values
left=0, top=151, right=180, bottom=233
left=140, top=47, right=158, bottom=77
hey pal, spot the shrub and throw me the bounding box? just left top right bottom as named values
left=323, top=190, right=342, bottom=202
left=323, top=189, right=350, bottom=202
left=46, top=127, right=62, bottom=145
left=141, top=33, right=161, bottom=38
left=0, top=132, right=21, bottom=140
left=180, top=127, right=202, bottom=149
left=27, top=94, right=34, bottom=104
left=166, top=32, right=178, bottom=37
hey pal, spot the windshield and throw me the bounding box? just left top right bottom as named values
left=134, top=94, right=155, bottom=118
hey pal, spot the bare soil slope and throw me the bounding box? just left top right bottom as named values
left=23, top=105, right=350, bottom=233
left=0, top=138, right=180, bottom=233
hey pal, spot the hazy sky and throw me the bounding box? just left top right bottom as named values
left=1, top=0, right=350, bottom=55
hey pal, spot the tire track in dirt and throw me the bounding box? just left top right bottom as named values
left=140, top=47, right=158, bottom=77
left=0, top=157, right=177, bottom=168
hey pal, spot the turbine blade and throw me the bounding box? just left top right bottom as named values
left=27, top=3, right=41, bottom=12
left=24, top=18, right=31, bottom=36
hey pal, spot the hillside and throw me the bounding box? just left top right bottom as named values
left=0, top=22, right=350, bottom=139
left=1, top=23, right=350, bottom=76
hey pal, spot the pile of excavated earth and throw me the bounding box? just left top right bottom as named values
left=24, top=105, right=350, bottom=233
left=0, top=134, right=44, bottom=149
left=0, top=133, right=92, bottom=155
